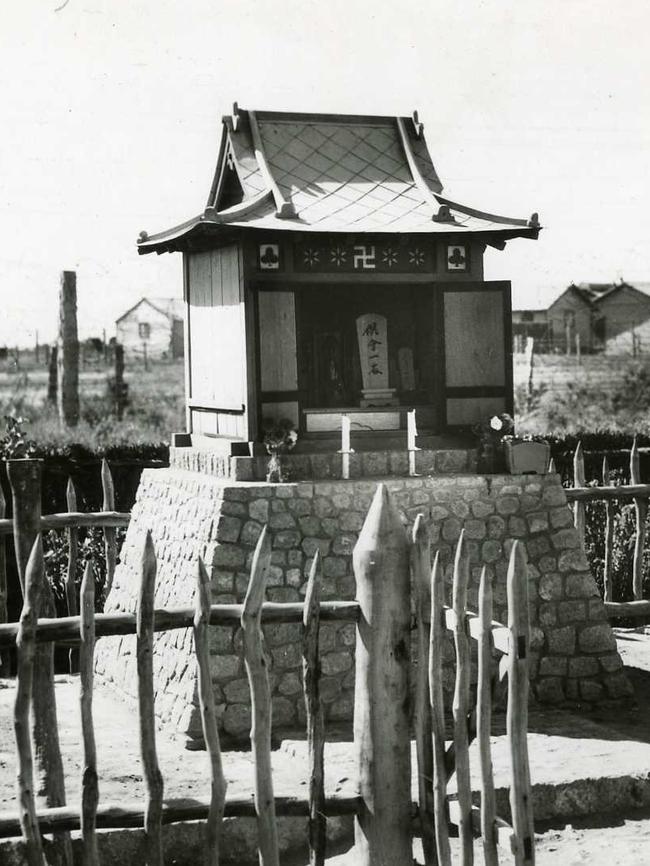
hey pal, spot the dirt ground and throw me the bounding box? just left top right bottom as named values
left=2, top=630, right=650, bottom=864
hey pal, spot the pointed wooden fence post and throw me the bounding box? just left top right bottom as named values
left=411, top=514, right=435, bottom=866
left=8, top=458, right=72, bottom=865
left=241, top=526, right=279, bottom=866
left=194, top=559, right=227, bottom=866
left=477, top=566, right=498, bottom=866
left=507, top=541, right=535, bottom=866
left=79, top=561, right=100, bottom=866
left=602, top=456, right=615, bottom=604
left=101, top=459, right=117, bottom=596
left=452, top=530, right=473, bottom=866
left=14, top=536, right=47, bottom=866
left=429, top=551, right=451, bottom=866
left=7, top=458, right=43, bottom=596
left=352, top=484, right=412, bottom=866
left=573, top=442, right=585, bottom=548
left=630, top=437, right=647, bottom=601
left=137, top=531, right=164, bottom=866
left=66, top=477, right=79, bottom=674
left=302, top=551, right=326, bottom=866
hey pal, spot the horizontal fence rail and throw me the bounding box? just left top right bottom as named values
left=0, top=602, right=360, bottom=648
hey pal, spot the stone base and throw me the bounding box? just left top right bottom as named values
left=170, top=444, right=477, bottom=481
left=95, top=469, right=630, bottom=747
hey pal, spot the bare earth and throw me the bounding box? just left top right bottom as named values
left=2, top=630, right=650, bottom=864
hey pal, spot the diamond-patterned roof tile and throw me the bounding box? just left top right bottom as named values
left=139, top=109, right=539, bottom=253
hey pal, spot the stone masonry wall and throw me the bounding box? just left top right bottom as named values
left=95, top=467, right=630, bottom=746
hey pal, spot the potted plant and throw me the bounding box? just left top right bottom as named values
left=473, top=412, right=515, bottom=474
left=262, top=417, right=298, bottom=483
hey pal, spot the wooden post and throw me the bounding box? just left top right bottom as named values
left=241, top=526, right=279, bottom=866
left=47, top=345, right=58, bottom=404
left=115, top=344, right=126, bottom=420
left=573, top=442, right=585, bottom=548
left=630, top=437, right=647, bottom=601
left=507, top=542, right=535, bottom=866
left=429, top=551, right=451, bottom=866
left=35, top=331, right=40, bottom=366
left=525, top=337, right=535, bottom=412
left=603, top=456, right=615, bottom=603
left=13, top=536, right=47, bottom=866
left=137, top=531, right=164, bottom=866
left=411, top=515, right=435, bottom=866
left=194, top=559, right=227, bottom=866
left=452, top=531, right=473, bottom=866
left=79, top=561, right=100, bottom=866
left=477, top=567, right=498, bottom=866
left=7, top=458, right=43, bottom=595
left=352, top=484, right=412, bottom=865
left=575, top=332, right=581, bottom=365
left=57, top=270, right=80, bottom=427
left=302, top=552, right=326, bottom=866
left=101, top=460, right=117, bottom=596
left=65, top=478, right=79, bottom=674
left=0, top=480, right=8, bottom=676
left=8, top=460, right=72, bottom=866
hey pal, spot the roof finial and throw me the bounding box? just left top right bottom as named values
left=528, top=212, right=540, bottom=228
left=232, top=101, right=240, bottom=132
left=412, top=110, right=423, bottom=138
left=138, top=230, right=149, bottom=243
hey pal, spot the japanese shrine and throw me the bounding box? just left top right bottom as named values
left=138, top=104, right=540, bottom=465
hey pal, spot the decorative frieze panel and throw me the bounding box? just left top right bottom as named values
left=293, top=237, right=436, bottom=274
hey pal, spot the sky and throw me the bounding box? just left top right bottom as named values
left=1, top=0, right=649, bottom=346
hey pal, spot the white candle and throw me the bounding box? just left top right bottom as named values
left=341, top=415, right=351, bottom=453
left=407, top=410, right=417, bottom=451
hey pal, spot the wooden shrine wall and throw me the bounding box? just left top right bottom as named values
left=258, top=290, right=299, bottom=428
left=441, top=281, right=513, bottom=426
left=185, top=245, right=248, bottom=439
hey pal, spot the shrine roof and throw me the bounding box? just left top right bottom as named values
left=138, top=106, right=540, bottom=254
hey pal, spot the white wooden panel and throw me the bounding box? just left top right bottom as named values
left=188, top=252, right=214, bottom=400
left=444, top=291, right=505, bottom=387
left=446, top=396, right=506, bottom=425
left=259, top=292, right=298, bottom=391
left=191, top=408, right=218, bottom=436
left=212, top=246, right=246, bottom=409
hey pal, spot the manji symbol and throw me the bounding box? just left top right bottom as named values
left=353, top=245, right=376, bottom=269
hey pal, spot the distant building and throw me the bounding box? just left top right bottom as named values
left=116, top=297, right=184, bottom=359
left=511, top=309, right=549, bottom=352
left=547, top=281, right=650, bottom=354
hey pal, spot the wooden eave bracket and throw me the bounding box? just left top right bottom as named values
left=248, top=109, right=298, bottom=220
left=203, top=188, right=274, bottom=223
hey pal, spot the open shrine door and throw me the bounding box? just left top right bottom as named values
left=439, top=282, right=513, bottom=428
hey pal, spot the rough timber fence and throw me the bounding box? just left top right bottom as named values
left=0, top=481, right=535, bottom=866
left=564, top=437, right=650, bottom=619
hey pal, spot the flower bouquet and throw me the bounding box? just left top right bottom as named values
left=473, top=412, right=515, bottom=474
left=262, top=417, right=298, bottom=483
